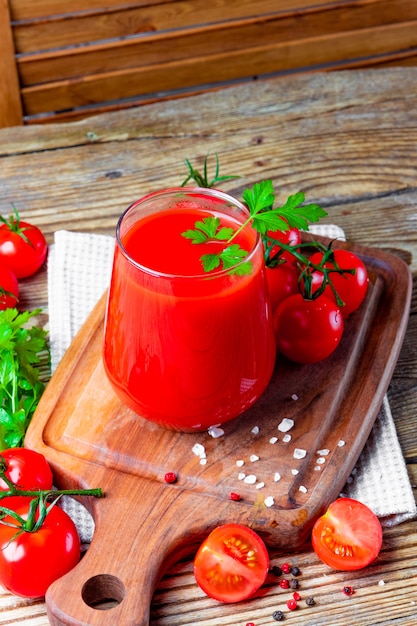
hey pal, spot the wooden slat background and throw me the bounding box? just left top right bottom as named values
left=1, top=0, right=417, bottom=127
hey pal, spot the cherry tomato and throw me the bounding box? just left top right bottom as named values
left=0, top=263, right=18, bottom=310
left=0, top=209, right=47, bottom=278
left=0, top=497, right=80, bottom=597
left=312, top=498, right=383, bottom=571
left=265, top=263, right=299, bottom=312
left=309, top=249, right=369, bottom=317
left=273, top=293, right=344, bottom=363
left=0, top=448, right=53, bottom=492
left=266, top=224, right=301, bottom=265
left=194, top=523, right=269, bottom=603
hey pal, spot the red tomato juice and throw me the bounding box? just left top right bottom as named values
left=103, top=190, right=276, bottom=431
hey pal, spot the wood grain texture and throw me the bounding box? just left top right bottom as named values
left=0, top=67, right=416, bottom=625
left=2, top=0, right=417, bottom=126
left=0, top=0, right=23, bottom=126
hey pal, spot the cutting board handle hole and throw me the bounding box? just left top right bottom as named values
left=81, top=574, right=125, bottom=610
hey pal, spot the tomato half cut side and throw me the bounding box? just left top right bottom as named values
left=194, top=523, right=269, bottom=603
left=312, top=498, right=383, bottom=571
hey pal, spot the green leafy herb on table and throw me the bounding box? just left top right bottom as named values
left=0, top=308, right=49, bottom=449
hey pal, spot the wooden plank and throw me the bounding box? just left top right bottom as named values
left=7, top=0, right=352, bottom=22
left=20, top=20, right=417, bottom=117
left=11, top=0, right=299, bottom=53
left=0, top=0, right=23, bottom=127
left=16, top=0, right=417, bottom=86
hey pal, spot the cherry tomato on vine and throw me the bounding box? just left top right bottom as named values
left=0, top=263, right=18, bottom=310
left=312, top=498, right=383, bottom=571
left=0, top=496, right=80, bottom=597
left=0, top=448, right=53, bottom=493
left=266, top=223, right=301, bottom=265
left=0, top=208, right=47, bottom=278
left=309, top=249, right=369, bottom=317
left=265, top=263, right=299, bottom=312
left=194, top=523, right=269, bottom=603
left=273, top=293, right=344, bottom=363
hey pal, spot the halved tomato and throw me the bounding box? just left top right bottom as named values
left=312, top=498, right=383, bottom=571
left=193, top=523, right=269, bottom=603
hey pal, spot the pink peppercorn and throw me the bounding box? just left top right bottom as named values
left=230, top=492, right=241, bottom=501
left=164, top=472, right=177, bottom=484
left=279, top=579, right=290, bottom=589
left=287, top=599, right=298, bottom=611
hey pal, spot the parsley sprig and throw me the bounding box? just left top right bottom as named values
left=0, top=308, right=49, bottom=449
left=181, top=161, right=328, bottom=274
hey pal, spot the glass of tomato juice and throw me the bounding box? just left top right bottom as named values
left=103, top=187, right=276, bottom=432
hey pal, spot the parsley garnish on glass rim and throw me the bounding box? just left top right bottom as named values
left=0, top=308, right=49, bottom=449
left=180, top=155, right=328, bottom=273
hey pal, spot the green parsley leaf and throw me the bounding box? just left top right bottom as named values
left=201, top=244, right=250, bottom=274
left=182, top=217, right=234, bottom=244
left=0, top=308, right=49, bottom=450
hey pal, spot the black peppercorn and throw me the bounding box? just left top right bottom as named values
left=272, top=610, right=284, bottom=621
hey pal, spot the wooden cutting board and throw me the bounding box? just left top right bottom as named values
left=25, top=239, right=411, bottom=626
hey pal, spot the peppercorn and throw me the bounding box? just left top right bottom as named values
left=272, top=610, right=284, bottom=621
left=286, top=599, right=298, bottom=611
left=343, top=586, right=354, bottom=596
left=230, top=492, right=241, bottom=501
left=270, top=565, right=282, bottom=577
left=279, top=579, right=290, bottom=589
left=291, top=566, right=301, bottom=576
left=289, top=578, right=299, bottom=589
left=164, top=472, right=177, bottom=483
left=305, top=596, right=316, bottom=606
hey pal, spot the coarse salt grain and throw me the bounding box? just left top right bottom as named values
left=278, top=418, right=294, bottom=432
left=208, top=426, right=224, bottom=438
left=236, top=459, right=245, bottom=467
left=314, top=465, right=321, bottom=471
left=269, top=436, right=278, bottom=444
left=264, top=496, right=274, bottom=507
left=338, top=440, right=346, bottom=447
left=244, top=474, right=257, bottom=484
left=291, top=394, right=299, bottom=400
left=251, top=426, right=260, bottom=435
left=317, top=449, right=330, bottom=456
left=299, top=485, right=308, bottom=493
left=256, top=482, right=265, bottom=489
left=282, top=434, right=292, bottom=443
left=200, top=458, right=207, bottom=465
left=316, top=457, right=326, bottom=465
left=192, top=443, right=206, bottom=458
left=291, top=469, right=299, bottom=475
left=274, top=472, right=281, bottom=482
left=250, top=454, right=260, bottom=462
left=378, top=580, right=386, bottom=586
left=293, top=448, right=307, bottom=460
left=238, top=472, right=246, bottom=480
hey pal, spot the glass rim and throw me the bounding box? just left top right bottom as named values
left=115, top=187, right=262, bottom=279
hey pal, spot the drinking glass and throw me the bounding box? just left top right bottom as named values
left=103, top=187, right=275, bottom=431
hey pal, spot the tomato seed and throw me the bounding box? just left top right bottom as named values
left=287, top=599, right=298, bottom=611
left=281, top=562, right=292, bottom=574
left=343, top=586, right=354, bottom=596
left=279, top=579, right=290, bottom=589
left=164, top=472, right=177, bottom=483
left=272, top=610, right=284, bottom=621
left=230, top=492, right=241, bottom=501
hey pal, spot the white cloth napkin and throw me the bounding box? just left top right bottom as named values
left=48, top=228, right=416, bottom=535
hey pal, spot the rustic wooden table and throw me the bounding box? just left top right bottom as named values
left=0, top=67, right=416, bottom=625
